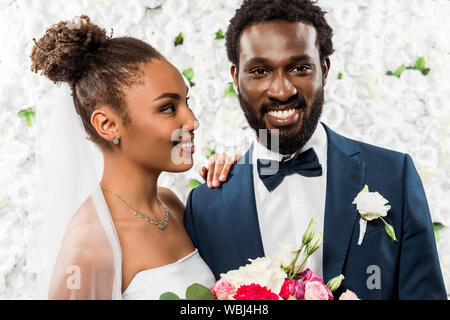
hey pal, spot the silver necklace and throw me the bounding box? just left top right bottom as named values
left=101, top=186, right=169, bottom=230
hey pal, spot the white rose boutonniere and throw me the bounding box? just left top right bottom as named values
left=352, top=185, right=397, bottom=245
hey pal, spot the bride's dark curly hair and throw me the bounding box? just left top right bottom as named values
left=31, top=15, right=163, bottom=150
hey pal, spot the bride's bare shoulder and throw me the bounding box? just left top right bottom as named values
left=55, top=196, right=113, bottom=271
left=49, top=196, right=114, bottom=299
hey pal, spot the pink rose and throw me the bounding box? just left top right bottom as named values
left=212, top=279, right=235, bottom=300
left=299, top=269, right=333, bottom=300
left=279, top=279, right=305, bottom=300
left=304, top=281, right=332, bottom=300
left=339, top=289, right=360, bottom=300
left=299, top=269, right=323, bottom=282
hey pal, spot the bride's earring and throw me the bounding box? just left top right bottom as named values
left=113, top=137, right=119, bottom=145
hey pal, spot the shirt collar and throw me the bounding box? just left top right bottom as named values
left=252, top=122, right=327, bottom=165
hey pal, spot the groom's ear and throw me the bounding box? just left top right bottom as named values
left=230, top=64, right=239, bottom=93
left=91, top=106, right=120, bottom=143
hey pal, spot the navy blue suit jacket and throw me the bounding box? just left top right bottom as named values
left=184, top=123, right=447, bottom=299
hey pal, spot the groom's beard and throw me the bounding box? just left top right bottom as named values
left=238, top=88, right=324, bottom=155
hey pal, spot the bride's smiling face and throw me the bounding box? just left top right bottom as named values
left=118, top=59, right=199, bottom=173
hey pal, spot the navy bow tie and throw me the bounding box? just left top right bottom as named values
left=257, top=148, right=322, bottom=191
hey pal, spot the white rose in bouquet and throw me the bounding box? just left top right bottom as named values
left=220, top=255, right=286, bottom=296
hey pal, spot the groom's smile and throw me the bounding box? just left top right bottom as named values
left=231, top=20, right=330, bottom=154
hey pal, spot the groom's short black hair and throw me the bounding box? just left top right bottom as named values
left=226, top=0, right=334, bottom=66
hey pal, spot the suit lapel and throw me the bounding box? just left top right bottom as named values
left=322, top=124, right=366, bottom=282
left=223, top=144, right=265, bottom=266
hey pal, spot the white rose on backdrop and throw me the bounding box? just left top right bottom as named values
left=321, top=101, right=345, bottom=129
left=435, top=191, right=450, bottom=227
left=344, top=102, right=376, bottom=136
left=363, top=124, right=397, bottom=150
left=424, top=93, right=448, bottom=118
left=162, top=0, right=189, bottom=18
left=400, top=70, right=430, bottom=96
left=351, top=35, right=381, bottom=63
left=396, top=123, right=421, bottom=146
left=360, top=10, right=384, bottom=34
left=398, top=93, right=427, bottom=122
left=329, top=1, right=360, bottom=30
left=325, top=78, right=357, bottom=105
left=411, top=144, right=439, bottom=170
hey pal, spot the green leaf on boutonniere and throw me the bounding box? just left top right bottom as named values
left=386, top=64, right=405, bottom=78
left=225, top=82, right=237, bottom=96
left=188, top=179, right=202, bottom=189
left=174, top=32, right=183, bottom=46
left=433, top=222, right=444, bottom=243
left=160, top=292, right=181, bottom=300
left=215, top=29, right=225, bottom=40
left=182, top=68, right=195, bottom=87
left=380, top=217, right=397, bottom=242
left=18, top=107, right=35, bottom=126
left=204, top=147, right=216, bottom=159
left=337, top=72, right=343, bottom=79
left=186, top=283, right=215, bottom=300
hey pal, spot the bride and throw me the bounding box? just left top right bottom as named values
left=31, top=15, right=238, bottom=299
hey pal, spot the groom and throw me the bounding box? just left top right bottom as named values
left=184, top=0, right=447, bottom=299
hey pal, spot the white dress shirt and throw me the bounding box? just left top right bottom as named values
left=251, top=122, right=328, bottom=279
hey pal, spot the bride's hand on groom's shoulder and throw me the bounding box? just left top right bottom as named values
left=199, top=152, right=242, bottom=188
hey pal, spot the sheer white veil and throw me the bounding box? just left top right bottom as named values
left=30, top=83, right=122, bottom=299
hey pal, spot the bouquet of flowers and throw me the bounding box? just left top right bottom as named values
left=160, top=219, right=359, bottom=300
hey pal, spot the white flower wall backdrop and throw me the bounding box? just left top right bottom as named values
left=0, top=0, right=449, bottom=298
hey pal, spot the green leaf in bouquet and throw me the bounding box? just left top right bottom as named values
left=433, top=222, right=444, bottom=243
left=160, top=292, right=181, bottom=300
left=301, top=219, right=316, bottom=246
left=225, top=82, right=238, bottom=96
left=204, top=147, right=216, bottom=159
left=337, top=72, right=343, bottom=80
left=215, top=29, right=225, bottom=40
left=327, top=274, right=345, bottom=292
left=174, top=32, right=183, bottom=46
left=18, top=107, right=35, bottom=126
left=188, top=179, right=202, bottom=189
left=182, top=68, right=196, bottom=87
left=306, top=232, right=323, bottom=255
left=185, top=283, right=214, bottom=300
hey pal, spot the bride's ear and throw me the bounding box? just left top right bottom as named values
left=91, top=107, right=120, bottom=144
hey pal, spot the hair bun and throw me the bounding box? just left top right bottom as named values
left=31, top=15, right=109, bottom=84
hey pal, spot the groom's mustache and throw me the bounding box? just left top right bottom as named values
left=260, top=96, right=307, bottom=117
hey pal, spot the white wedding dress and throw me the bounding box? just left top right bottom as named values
left=122, top=249, right=215, bottom=300
left=47, top=184, right=216, bottom=300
